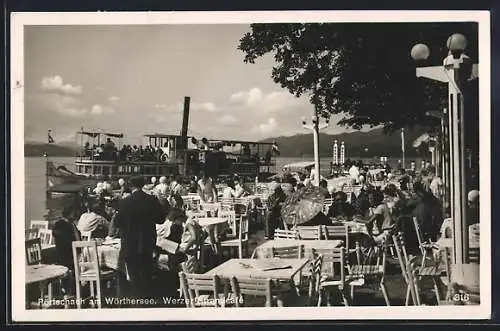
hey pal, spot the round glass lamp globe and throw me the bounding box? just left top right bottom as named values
left=447, top=33, right=467, bottom=51
left=411, top=43, right=430, bottom=61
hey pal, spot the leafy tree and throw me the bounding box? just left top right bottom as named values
left=238, top=22, right=478, bottom=133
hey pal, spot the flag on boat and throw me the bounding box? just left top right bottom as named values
left=48, top=130, right=55, bottom=144
left=272, top=141, right=280, bottom=156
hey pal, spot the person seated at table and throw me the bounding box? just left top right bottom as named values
left=162, top=195, right=185, bottom=243
left=52, top=206, right=82, bottom=270
left=366, top=189, right=396, bottom=244
left=318, top=179, right=330, bottom=198
left=411, top=182, right=443, bottom=243
left=222, top=178, right=236, bottom=199
left=188, top=176, right=198, bottom=194
left=351, top=186, right=370, bottom=217
left=77, top=200, right=110, bottom=239
left=234, top=177, right=248, bottom=198
left=328, top=191, right=355, bottom=220
left=170, top=211, right=206, bottom=273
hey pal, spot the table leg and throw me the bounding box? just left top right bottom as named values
left=47, top=281, right=53, bottom=306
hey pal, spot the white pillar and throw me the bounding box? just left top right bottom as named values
left=445, top=53, right=469, bottom=266
left=333, top=140, right=338, bottom=165
left=340, top=141, right=345, bottom=165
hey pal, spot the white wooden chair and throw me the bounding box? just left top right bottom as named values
left=271, top=245, right=304, bottom=259
left=38, top=228, right=55, bottom=246
left=178, top=272, right=226, bottom=307
left=350, top=241, right=391, bottom=306
left=219, top=209, right=237, bottom=237
left=25, top=238, right=42, bottom=265
left=30, top=220, right=49, bottom=231
left=200, top=203, right=221, bottom=217
left=312, top=247, right=351, bottom=306
left=25, top=228, right=40, bottom=240
left=220, top=214, right=249, bottom=258
left=405, top=249, right=450, bottom=306
left=296, top=226, right=322, bottom=240
left=71, top=241, right=120, bottom=309
left=274, top=229, right=299, bottom=240
left=412, top=217, right=439, bottom=267
left=230, top=276, right=283, bottom=307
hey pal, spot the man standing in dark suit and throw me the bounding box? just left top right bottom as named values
left=114, top=176, right=166, bottom=300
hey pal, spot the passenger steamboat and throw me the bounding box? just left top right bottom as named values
left=46, top=97, right=278, bottom=195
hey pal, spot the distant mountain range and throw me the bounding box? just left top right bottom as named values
left=25, top=127, right=431, bottom=158
left=259, top=127, right=431, bottom=159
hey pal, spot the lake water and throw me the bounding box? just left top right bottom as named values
left=24, top=155, right=420, bottom=227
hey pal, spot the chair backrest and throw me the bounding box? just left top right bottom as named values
left=200, top=203, right=220, bottom=217
left=30, top=220, right=50, bottom=231
left=296, top=226, right=322, bottom=240
left=238, top=215, right=249, bottom=241
left=230, top=276, right=274, bottom=307
left=307, top=254, right=324, bottom=297
left=322, top=224, right=349, bottom=247
left=25, top=238, right=42, bottom=265
left=80, top=231, right=93, bottom=241
left=405, top=255, right=422, bottom=305
left=311, top=247, right=347, bottom=283
left=72, top=240, right=101, bottom=282
left=272, top=245, right=303, bottom=259
left=25, top=228, right=40, bottom=240
left=412, top=216, right=426, bottom=255
left=219, top=198, right=235, bottom=209
left=391, top=232, right=410, bottom=282
left=219, top=210, right=237, bottom=236
left=178, top=272, right=223, bottom=308
left=274, top=229, right=299, bottom=240
left=38, top=228, right=55, bottom=246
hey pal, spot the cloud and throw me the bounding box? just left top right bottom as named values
left=94, top=86, right=104, bottom=91
left=217, top=114, right=238, bottom=125
left=109, top=96, right=120, bottom=102
left=252, top=118, right=278, bottom=135
left=58, top=107, right=88, bottom=117
left=40, top=75, right=82, bottom=95
left=191, top=102, right=218, bottom=112
left=155, top=101, right=218, bottom=113
left=91, top=104, right=115, bottom=115
left=229, top=87, right=303, bottom=115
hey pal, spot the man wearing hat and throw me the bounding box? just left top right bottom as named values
left=114, top=176, right=167, bottom=300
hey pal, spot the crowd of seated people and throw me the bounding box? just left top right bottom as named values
left=82, top=138, right=171, bottom=162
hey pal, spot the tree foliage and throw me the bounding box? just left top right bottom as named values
left=238, top=22, right=478, bottom=133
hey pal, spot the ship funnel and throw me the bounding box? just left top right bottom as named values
left=180, top=96, right=191, bottom=149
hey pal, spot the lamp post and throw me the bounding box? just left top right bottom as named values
left=302, top=108, right=330, bottom=186
left=411, top=34, right=478, bottom=287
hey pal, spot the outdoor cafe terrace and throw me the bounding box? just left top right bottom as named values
left=25, top=176, right=480, bottom=309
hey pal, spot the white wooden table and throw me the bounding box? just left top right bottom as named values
left=252, top=239, right=343, bottom=259
left=205, top=258, right=310, bottom=281
left=26, top=264, right=69, bottom=309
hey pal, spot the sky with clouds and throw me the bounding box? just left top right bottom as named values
left=25, top=24, right=356, bottom=145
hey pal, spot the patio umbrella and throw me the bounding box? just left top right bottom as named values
left=281, top=185, right=326, bottom=226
